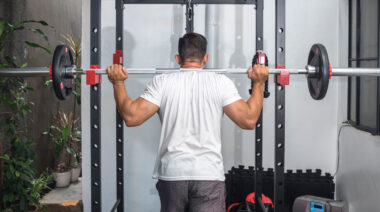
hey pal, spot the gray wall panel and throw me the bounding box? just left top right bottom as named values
left=336, top=126, right=380, bottom=212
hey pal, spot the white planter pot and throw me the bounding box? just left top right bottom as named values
left=71, top=167, right=81, bottom=182
left=54, top=170, right=71, bottom=188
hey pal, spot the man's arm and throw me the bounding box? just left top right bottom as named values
left=113, top=83, right=159, bottom=127
left=223, top=65, right=268, bottom=130
left=107, top=65, right=159, bottom=127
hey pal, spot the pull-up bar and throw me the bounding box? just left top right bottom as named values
left=123, top=0, right=256, bottom=4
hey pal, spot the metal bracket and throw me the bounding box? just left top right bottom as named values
left=186, top=0, right=194, bottom=32
left=86, top=65, right=102, bottom=85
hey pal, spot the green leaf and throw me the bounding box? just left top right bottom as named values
left=65, top=146, right=74, bottom=154
left=72, top=90, right=81, bottom=105
left=9, top=164, right=15, bottom=174
left=13, top=25, right=25, bottom=31
left=5, top=22, right=13, bottom=31
left=0, top=21, right=7, bottom=38
left=6, top=169, right=12, bottom=179
left=0, top=154, right=10, bottom=160
left=8, top=192, right=14, bottom=202
left=72, top=137, right=81, bottom=142
left=24, top=41, right=52, bottom=55
left=4, top=56, right=17, bottom=67
left=20, top=62, right=28, bottom=68
left=15, top=20, right=48, bottom=26
left=38, top=20, right=48, bottom=26
left=3, top=193, right=9, bottom=202
left=0, top=63, right=9, bottom=68
left=77, top=95, right=81, bottom=105
left=44, top=79, right=52, bottom=86
left=20, top=196, right=26, bottom=210
left=62, top=126, right=70, bottom=140
left=56, top=143, right=63, bottom=156
left=31, top=28, right=49, bottom=43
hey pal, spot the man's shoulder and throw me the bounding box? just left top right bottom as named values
left=154, top=72, right=182, bottom=81
left=151, top=73, right=167, bottom=82
left=217, top=73, right=234, bottom=83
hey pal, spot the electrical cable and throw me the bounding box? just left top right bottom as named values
left=333, top=121, right=350, bottom=177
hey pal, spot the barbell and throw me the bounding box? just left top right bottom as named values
left=0, top=44, right=379, bottom=100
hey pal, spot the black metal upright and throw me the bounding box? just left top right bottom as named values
left=90, top=0, right=102, bottom=211
left=115, top=0, right=125, bottom=211
left=274, top=0, right=285, bottom=211
left=254, top=0, right=264, bottom=211
left=377, top=0, right=380, bottom=135
left=355, top=0, right=361, bottom=125
left=347, top=0, right=352, bottom=121
left=186, top=0, right=194, bottom=33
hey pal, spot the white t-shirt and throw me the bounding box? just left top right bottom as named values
left=140, top=71, right=242, bottom=181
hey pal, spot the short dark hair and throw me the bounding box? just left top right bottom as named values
left=178, top=32, right=207, bottom=63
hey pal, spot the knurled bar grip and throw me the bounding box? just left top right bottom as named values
left=2, top=66, right=380, bottom=76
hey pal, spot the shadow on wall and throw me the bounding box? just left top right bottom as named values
left=170, top=5, right=184, bottom=67
left=101, top=26, right=161, bottom=153
left=100, top=26, right=162, bottom=211
left=229, top=5, right=247, bottom=69
left=229, top=6, right=247, bottom=164
left=124, top=30, right=136, bottom=66
left=102, top=27, right=136, bottom=66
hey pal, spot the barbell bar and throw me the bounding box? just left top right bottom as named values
left=0, top=67, right=314, bottom=76
left=1, top=66, right=380, bottom=77
left=0, top=44, right=379, bottom=101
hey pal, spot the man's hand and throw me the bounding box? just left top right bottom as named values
left=224, top=64, right=268, bottom=130
left=248, top=64, right=269, bottom=84
left=107, top=64, right=128, bottom=85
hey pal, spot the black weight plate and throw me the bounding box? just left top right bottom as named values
left=307, top=44, right=330, bottom=100
left=52, top=45, right=74, bottom=100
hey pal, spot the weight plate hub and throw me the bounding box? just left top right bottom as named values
left=52, top=45, right=74, bottom=100
left=307, top=44, right=330, bottom=100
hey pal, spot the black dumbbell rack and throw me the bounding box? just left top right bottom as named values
left=225, top=166, right=335, bottom=212
left=88, top=0, right=286, bottom=211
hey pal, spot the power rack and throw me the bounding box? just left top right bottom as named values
left=87, top=0, right=285, bottom=211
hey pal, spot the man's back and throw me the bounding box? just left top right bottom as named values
left=107, top=32, right=268, bottom=212
left=141, top=71, right=241, bottom=181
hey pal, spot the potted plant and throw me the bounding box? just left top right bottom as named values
left=44, top=111, right=80, bottom=187
left=29, top=170, right=54, bottom=211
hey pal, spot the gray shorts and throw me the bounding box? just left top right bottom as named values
left=156, top=180, right=226, bottom=212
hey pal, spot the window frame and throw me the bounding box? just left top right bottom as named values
left=347, top=0, right=380, bottom=135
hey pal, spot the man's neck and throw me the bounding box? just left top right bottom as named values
left=180, top=62, right=204, bottom=69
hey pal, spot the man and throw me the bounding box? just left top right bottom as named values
left=107, top=32, right=268, bottom=212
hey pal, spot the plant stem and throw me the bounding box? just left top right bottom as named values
left=70, top=78, right=78, bottom=166
left=0, top=136, right=3, bottom=187
left=0, top=112, right=13, bottom=114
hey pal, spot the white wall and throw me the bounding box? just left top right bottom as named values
left=336, top=127, right=380, bottom=212
left=82, top=0, right=343, bottom=211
